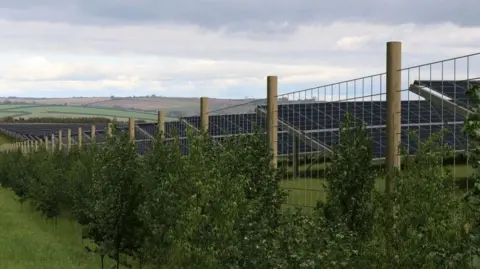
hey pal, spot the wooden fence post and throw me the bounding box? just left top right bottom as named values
left=58, top=130, right=63, bottom=151
left=67, top=129, right=72, bottom=151
left=78, top=127, right=83, bottom=149
left=386, top=41, right=402, bottom=194
left=107, top=123, right=113, bottom=137
left=91, top=125, right=96, bottom=141
left=44, top=136, right=49, bottom=152
left=267, top=76, right=278, bottom=168
left=158, top=110, right=166, bottom=138
left=51, top=134, right=55, bottom=152
left=385, top=41, right=402, bottom=252
left=129, top=118, right=135, bottom=142
left=200, top=97, right=209, bottom=132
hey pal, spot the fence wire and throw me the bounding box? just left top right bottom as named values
left=399, top=52, right=480, bottom=193
left=277, top=52, right=480, bottom=212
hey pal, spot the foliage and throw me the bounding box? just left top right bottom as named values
left=1, top=108, right=479, bottom=268
left=138, top=131, right=287, bottom=268
left=463, top=84, right=480, bottom=260
left=373, top=130, right=475, bottom=268
left=87, top=126, right=142, bottom=269
left=320, top=113, right=376, bottom=239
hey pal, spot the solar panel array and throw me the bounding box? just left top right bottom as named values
left=0, top=98, right=468, bottom=158
left=414, top=80, right=480, bottom=108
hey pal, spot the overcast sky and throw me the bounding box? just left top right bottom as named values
left=0, top=0, right=480, bottom=99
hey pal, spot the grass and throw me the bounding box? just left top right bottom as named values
left=0, top=104, right=176, bottom=121
left=0, top=188, right=124, bottom=269
left=0, top=134, right=12, bottom=145
left=280, top=164, right=474, bottom=210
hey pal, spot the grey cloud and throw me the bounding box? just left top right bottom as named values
left=0, top=0, right=478, bottom=32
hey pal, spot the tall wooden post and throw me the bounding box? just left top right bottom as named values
left=386, top=41, right=402, bottom=194
left=129, top=118, right=135, bottom=142
left=58, top=130, right=63, bottom=151
left=44, top=136, right=50, bottom=152
left=385, top=41, right=402, bottom=253
left=158, top=110, right=166, bottom=138
left=67, top=129, right=72, bottom=151
left=78, top=127, right=83, bottom=149
left=267, top=76, right=278, bottom=168
left=91, top=125, right=96, bottom=141
left=51, top=134, right=55, bottom=152
left=107, top=123, right=113, bottom=137
left=200, top=97, right=209, bottom=132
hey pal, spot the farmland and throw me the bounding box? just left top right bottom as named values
left=0, top=96, right=256, bottom=118
left=0, top=104, right=170, bottom=121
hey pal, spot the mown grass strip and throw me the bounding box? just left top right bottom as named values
left=0, top=188, right=123, bottom=269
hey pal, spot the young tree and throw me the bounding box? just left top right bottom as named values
left=88, top=128, right=142, bottom=269
left=320, top=113, right=377, bottom=239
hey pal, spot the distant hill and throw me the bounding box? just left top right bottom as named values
left=0, top=96, right=267, bottom=118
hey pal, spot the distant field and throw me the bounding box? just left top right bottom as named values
left=0, top=104, right=175, bottom=121
left=0, top=97, right=256, bottom=115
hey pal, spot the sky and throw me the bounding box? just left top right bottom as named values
left=0, top=0, right=480, bottom=99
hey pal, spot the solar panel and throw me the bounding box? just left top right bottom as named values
left=165, top=121, right=187, bottom=138
left=414, top=80, right=480, bottom=108
left=182, top=116, right=201, bottom=130
left=0, top=97, right=468, bottom=159
left=309, top=123, right=465, bottom=158
left=274, top=100, right=462, bottom=132
left=208, top=113, right=269, bottom=136
left=0, top=123, right=111, bottom=138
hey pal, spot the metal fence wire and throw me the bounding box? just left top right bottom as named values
left=275, top=52, right=480, bottom=211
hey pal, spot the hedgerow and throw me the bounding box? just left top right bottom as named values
left=1, top=88, right=480, bottom=268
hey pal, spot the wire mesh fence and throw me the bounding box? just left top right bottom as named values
left=276, top=52, right=480, bottom=212
left=276, top=73, right=388, bottom=211
left=399, top=52, right=480, bottom=193
left=207, top=99, right=267, bottom=137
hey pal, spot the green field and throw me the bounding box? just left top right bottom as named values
left=0, top=104, right=174, bottom=121
left=280, top=164, right=473, bottom=210
left=0, top=134, right=13, bottom=145
left=0, top=188, right=125, bottom=269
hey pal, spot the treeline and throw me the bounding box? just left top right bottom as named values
left=0, top=116, right=148, bottom=124
left=1, top=86, right=480, bottom=268
left=1, top=118, right=479, bottom=268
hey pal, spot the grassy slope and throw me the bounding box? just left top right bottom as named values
left=0, top=188, right=123, bottom=269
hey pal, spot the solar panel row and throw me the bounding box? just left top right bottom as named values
left=0, top=98, right=468, bottom=158
left=414, top=80, right=480, bottom=107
